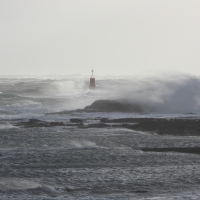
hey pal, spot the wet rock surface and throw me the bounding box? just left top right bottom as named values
left=14, top=117, right=200, bottom=136
left=124, top=118, right=200, bottom=136
left=141, top=147, right=200, bottom=155
left=100, top=118, right=138, bottom=123
left=66, top=123, right=84, bottom=127
left=70, top=118, right=83, bottom=123
left=100, top=118, right=200, bottom=136
left=84, top=123, right=111, bottom=129
left=15, top=119, right=65, bottom=128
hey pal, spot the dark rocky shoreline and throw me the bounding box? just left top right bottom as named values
left=12, top=117, right=200, bottom=155
left=101, top=118, right=200, bottom=136
left=46, top=100, right=152, bottom=114
left=44, top=99, right=200, bottom=134
left=141, top=147, right=200, bottom=154
left=15, top=117, right=200, bottom=136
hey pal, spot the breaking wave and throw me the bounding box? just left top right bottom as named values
left=1, top=74, right=200, bottom=116
left=0, top=122, right=17, bottom=129
left=102, top=74, right=200, bottom=114
left=0, top=178, right=40, bottom=190
left=68, top=140, right=99, bottom=149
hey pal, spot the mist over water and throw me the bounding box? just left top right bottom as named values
left=0, top=74, right=200, bottom=117
left=1, top=74, right=200, bottom=199
left=104, top=74, right=200, bottom=114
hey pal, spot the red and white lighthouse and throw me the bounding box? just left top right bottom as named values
left=89, top=70, right=96, bottom=89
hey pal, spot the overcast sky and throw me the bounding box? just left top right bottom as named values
left=0, top=0, right=200, bottom=75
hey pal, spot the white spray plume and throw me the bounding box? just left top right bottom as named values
left=2, top=74, right=200, bottom=114
left=40, top=73, right=200, bottom=113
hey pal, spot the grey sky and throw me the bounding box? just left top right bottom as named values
left=0, top=0, right=200, bottom=75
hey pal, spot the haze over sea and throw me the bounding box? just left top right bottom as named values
left=0, top=74, right=200, bottom=199
left=1, top=74, right=200, bottom=118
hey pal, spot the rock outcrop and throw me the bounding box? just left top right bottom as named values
left=84, top=100, right=144, bottom=112
left=70, top=118, right=83, bottom=123
left=46, top=99, right=146, bottom=114
left=15, top=119, right=65, bottom=128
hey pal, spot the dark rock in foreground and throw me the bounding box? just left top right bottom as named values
left=141, top=147, right=200, bottom=155
left=13, top=117, right=200, bottom=136
left=126, top=118, right=200, bottom=136
left=100, top=118, right=138, bottom=123
left=90, top=118, right=200, bottom=136
left=15, top=119, right=65, bottom=128
left=66, top=123, right=84, bottom=127
left=84, top=123, right=111, bottom=128
left=70, top=118, right=83, bottom=123
left=100, top=118, right=200, bottom=136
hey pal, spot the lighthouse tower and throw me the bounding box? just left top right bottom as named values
left=89, top=70, right=96, bottom=89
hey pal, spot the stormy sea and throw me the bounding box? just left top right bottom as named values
left=1, top=74, right=200, bottom=200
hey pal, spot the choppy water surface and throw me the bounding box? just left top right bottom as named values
left=1, top=75, right=200, bottom=199
left=1, top=125, right=200, bottom=199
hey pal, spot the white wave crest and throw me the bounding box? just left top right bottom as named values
left=0, top=178, right=40, bottom=190
left=0, top=122, right=17, bottom=129
left=1, top=74, right=200, bottom=114
left=69, top=140, right=99, bottom=149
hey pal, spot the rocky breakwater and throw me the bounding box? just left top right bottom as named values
left=47, top=100, right=149, bottom=114
left=14, top=116, right=200, bottom=137
left=100, top=118, right=200, bottom=136
left=15, top=119, right=65, bottom=128
left=13, top=117, right=200, bottom=155
left=14, top=118, right=111, bottom=129
left=84, top=100, right=145, bottom=112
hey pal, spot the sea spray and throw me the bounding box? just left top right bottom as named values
left=1, top=74, right=200, bottom=115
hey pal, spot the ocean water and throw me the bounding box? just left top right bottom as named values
left=1, top=75, right=200, bottom=199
